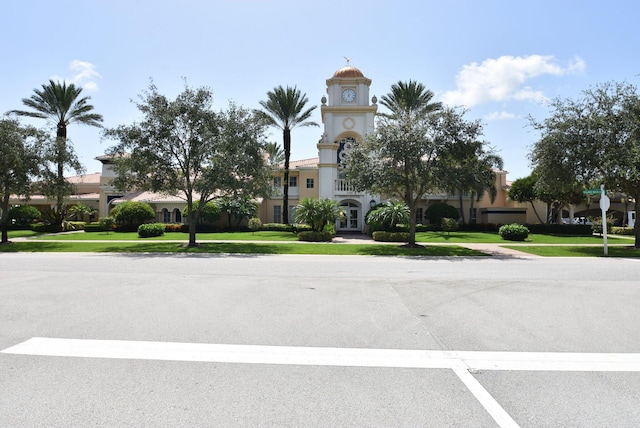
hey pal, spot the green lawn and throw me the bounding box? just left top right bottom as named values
left=503, top=245, right=640, bottom=257
left=417, top=231, right=627, bottom=244
left=0, top=241, right=487, bottom=257
left=25, top=229, right=630, bottom=245
left=6, top=230, right=43, bottom=239
left=30, top=230, right=300, bottom=241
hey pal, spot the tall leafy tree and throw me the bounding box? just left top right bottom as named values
left=344, top=107, right=485, bottom=246
left=529, top=81, right=640, bottom=247
left=379, top=80, right=442, bottom=118
left=104, top=82, right=271, bottom=246
left=11, top=80, right=103, bottom=221
left=439, top=134, right=503, bottom=224
left=0, top=117, right=47, bottom=243
left=508, top=173, right=546, bottom=223
left=258, top=86, right=318, bottom=224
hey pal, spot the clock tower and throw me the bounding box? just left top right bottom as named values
left=317, top=64, right=378, bottom=231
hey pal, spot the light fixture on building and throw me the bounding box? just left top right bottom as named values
left=370, top=199, right=376, bottom=208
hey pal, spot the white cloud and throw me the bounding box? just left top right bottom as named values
left=441, top=55, right=585, bottom=107
left=484, top=111, right=517, bottom=121
left=51, top=60, right=102, bottom=91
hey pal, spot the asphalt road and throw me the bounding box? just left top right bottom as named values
left=1, top=253, right=639, bottom=427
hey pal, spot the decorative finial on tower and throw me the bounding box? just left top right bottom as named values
left=343, top=56, right=351, bottom=66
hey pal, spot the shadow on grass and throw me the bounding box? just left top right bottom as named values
left=503, top=245, right=640, bottom=258
left=0, top=241, right=491, bottom=258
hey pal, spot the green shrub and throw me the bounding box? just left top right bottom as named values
left=183, top=200, right=221, bottom=224
left=294, top=197, right=340, bottom=232
left=441, top=217, right=459, bottom=233
left=592, top=216, right=615, bottom=235
left=372, top=231, right=409, bottom=242
left=297, top=231, right=334, bottom=242
left=163, top=223, right=184, bottom=232
left=31, top=222, right=62, bottom=233
left=611, top=226, right=634, bottom=235
left=84, top=223, right=106, bottom=232
left=261, top=223, right=295, bottom=232
left=425, top=203, right=459, bottom=224
left=366, top=201, right=410, bottom=231
left=99, top=217, right=115, bottom=232
left=248, top=217, right=262, bottom=233
left=111, top=201, right=155, bottom=229
left=498, top=223, right=530, bottom=241
left=8, top=205, right=41, bottom=225
left=292, top=223, right=312, bottom=233
left=138, top=223, right=165, bottom=238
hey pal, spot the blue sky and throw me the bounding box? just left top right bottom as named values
left=3, top=0, right=639, bottom=181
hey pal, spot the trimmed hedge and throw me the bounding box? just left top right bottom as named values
left=138, top=223, right=165, bottom=238
left=84, top=223, right=107, bottom=232
left=297, top=231, right=333, bottom=242
left=372, top=231, right=409, bottom=242
left=611, top=226, right=634, bottom=235
left=31, top=223, right=62, bottom=233
left=499, top=223, right=529, bottom=241
left=163, top=223, right=184, bottom=232
left=261, top=223, right=295, bottom=232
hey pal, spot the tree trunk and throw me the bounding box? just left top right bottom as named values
left=634, top=197, right=640, bottom=249
left=458, top=191, right=466, bottom=224
left=187, top=197, right=197, bottom=247
left=282, top=128, right=291, bottom=224
left=1, top=194, right=9, bottom=244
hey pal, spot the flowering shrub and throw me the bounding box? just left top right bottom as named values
left=138, top=223, right=165, bottom=238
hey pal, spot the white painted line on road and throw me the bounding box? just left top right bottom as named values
left=452, top=365, right=520, bottom=428
left=6, top=338, right=640, bottom=428
left=4, top=338, right=640, bottom=372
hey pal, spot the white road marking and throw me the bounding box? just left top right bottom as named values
left=5, top=338, right=640, bottom=428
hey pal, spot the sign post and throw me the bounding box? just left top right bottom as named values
left=599, top=185, right=611, bottom=256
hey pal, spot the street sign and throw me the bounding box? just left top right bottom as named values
left=583, top=188, right=607, bottom=195
left=600, top=192, right=611, bottom=211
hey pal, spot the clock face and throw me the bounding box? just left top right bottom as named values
left=342, top=88, right=356, bottom=103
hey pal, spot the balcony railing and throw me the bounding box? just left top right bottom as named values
left=335, top=179, right=356, bottom=192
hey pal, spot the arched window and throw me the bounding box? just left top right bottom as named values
left=162, top=208, right=170, bottom=223
left=174, top=209, right=182, bottom=223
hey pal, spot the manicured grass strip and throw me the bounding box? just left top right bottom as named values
left=415, top=231, right=629, bottom=244
left=6, top=230, right=43, bottom=239
left=0, top=241, right=487, bottom=257
left=32, top=231, right=300, bottom=241
left=502, top=245, right=640, bottom=257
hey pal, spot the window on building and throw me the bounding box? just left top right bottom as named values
left=273, top=176, right=281, bottom=187
left=162, top=208, right=171, bottom=223
left=306, top=178, right=314, bottom=189
left=416, top=208, right=423, bottom=224
left=273, top=205, right=282, bottom=223
left=174, top=209, right=182, bottom=223
left=289, top=176, right=297, bottom=187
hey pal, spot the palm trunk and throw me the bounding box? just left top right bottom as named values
left=282, top=128, right=291, bottom=224
left=56, top=124, right=66, bottom=226
left=458, top=191, right=465, bottom=224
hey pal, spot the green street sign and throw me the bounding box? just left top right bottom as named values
left=583, top=188, right=607, bottom=195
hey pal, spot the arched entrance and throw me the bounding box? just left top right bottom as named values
left=338, top=201, right=361, bottom=232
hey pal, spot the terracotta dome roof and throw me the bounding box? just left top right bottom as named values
left=332, top=66, right=364, bottom=78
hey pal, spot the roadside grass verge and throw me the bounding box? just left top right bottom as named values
left=0, top=241, right=487, bottom=257
left=31, top=230, right=300, bottom=241
left=7, top=230, right=43, bottom=239
left=28, top=229, right=628, bottom=245
left=503, top=245, right=640, bottom=257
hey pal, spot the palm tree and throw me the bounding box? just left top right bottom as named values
left=11, top=79, right=103, bottom=219
left=264, top=141, right=285, bottom=166
left=379, top=80, right=442, bottom=118
left=258, top=86, right=318, bottom=224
